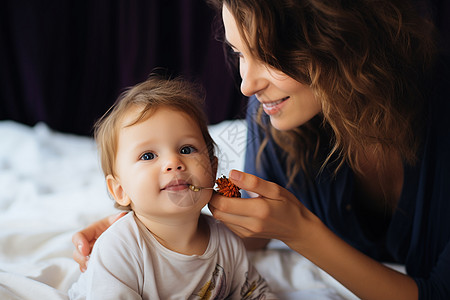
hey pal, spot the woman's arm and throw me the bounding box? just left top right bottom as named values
left=209, top=170, right=418, bottom=300
left=72, top=212, right=127, bottom=272
left=304, top=219, right=417, bottom=300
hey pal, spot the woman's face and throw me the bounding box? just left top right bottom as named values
left=222, top=5, right=322, bottom=131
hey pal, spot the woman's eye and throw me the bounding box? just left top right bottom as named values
left=232, top=51, right=243, bottom=59
left=140, top=152, right=156, bottom=161
left=228, top=47, right=243, bottom=59
left=180, top=146, right=196, bottom=155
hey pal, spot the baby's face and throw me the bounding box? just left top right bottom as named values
left=109, top=106, right=215, bottom=222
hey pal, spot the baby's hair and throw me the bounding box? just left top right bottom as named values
left=94, top=74, right=217, bottom=180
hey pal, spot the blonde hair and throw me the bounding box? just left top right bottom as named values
left=94, top=75, right=216, bottom=181
left=211, top=0, right=437, bottom=188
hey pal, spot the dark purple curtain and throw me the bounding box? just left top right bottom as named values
left=0, top=0, right=246, bottom=136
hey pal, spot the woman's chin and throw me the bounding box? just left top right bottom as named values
left=269, top=116, right=298, bottom=131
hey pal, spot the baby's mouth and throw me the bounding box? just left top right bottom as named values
left=165, top=175, right=202, bottom=208
left=162, top=179, right=189, bottom=192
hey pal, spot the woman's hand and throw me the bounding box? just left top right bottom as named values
left=210, top=170, right=418, bottom=299
left=208, top=170, right=321, bottom=250
left=72, top=212, right=127, bottom=272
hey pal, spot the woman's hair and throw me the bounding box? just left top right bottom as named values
left=210, top=0, right=437, bottom=188
left=94, top=75, right=216, bottom=180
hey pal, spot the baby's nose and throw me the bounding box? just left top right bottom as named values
left=163, top=157, right=186, bottom=172
left=166, top=165, right=183, bottom=172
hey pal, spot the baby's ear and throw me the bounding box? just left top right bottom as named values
left=106, top=174, right=131, bottom=207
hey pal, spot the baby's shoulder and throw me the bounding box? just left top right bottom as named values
left=95, top=211, right=142, bottom=248
left=203, top=214, right=243, bottom=245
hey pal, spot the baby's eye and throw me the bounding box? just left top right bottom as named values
left=140, top=152, right=156, bottom=161
left=180, top=145, right=197, bottom=155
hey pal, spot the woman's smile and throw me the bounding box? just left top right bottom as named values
left=261, top=96, right=290, bottom=115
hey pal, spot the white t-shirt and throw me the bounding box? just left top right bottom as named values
left=69, top=212, right=277, bottom=299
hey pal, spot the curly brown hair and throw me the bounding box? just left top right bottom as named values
left=209, top=0, right=437, bottom=186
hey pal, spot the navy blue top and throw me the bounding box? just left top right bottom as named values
left=243, top=58, right=450, bottom=299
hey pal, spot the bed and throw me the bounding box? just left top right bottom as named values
left=0, top=119, right=359, bottom=300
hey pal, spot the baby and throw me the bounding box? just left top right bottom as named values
left=68, top=75, right=277, bottom=299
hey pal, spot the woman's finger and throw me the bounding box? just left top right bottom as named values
left=209, top=196, right=275, bottom=236
left=209, top=205, right=256, bottom=238
left=228, top=170, right=286, bottom=200
left=72, top=247, right=89, bottom=272
left=212, top=212, right=274, bottom=241
left=209, top=194, right=238, bottom=213
left=209, top=193, right=268, bottom=217
left=72, top=232, right=91, bottom=257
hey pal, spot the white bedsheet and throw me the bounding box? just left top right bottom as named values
left=0, top=120, right=358, bottom=300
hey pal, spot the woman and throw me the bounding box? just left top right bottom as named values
left=73, top=0, right=450, bottom=298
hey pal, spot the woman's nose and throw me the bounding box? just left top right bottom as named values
left=240, top=59, right=268, bottom=97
